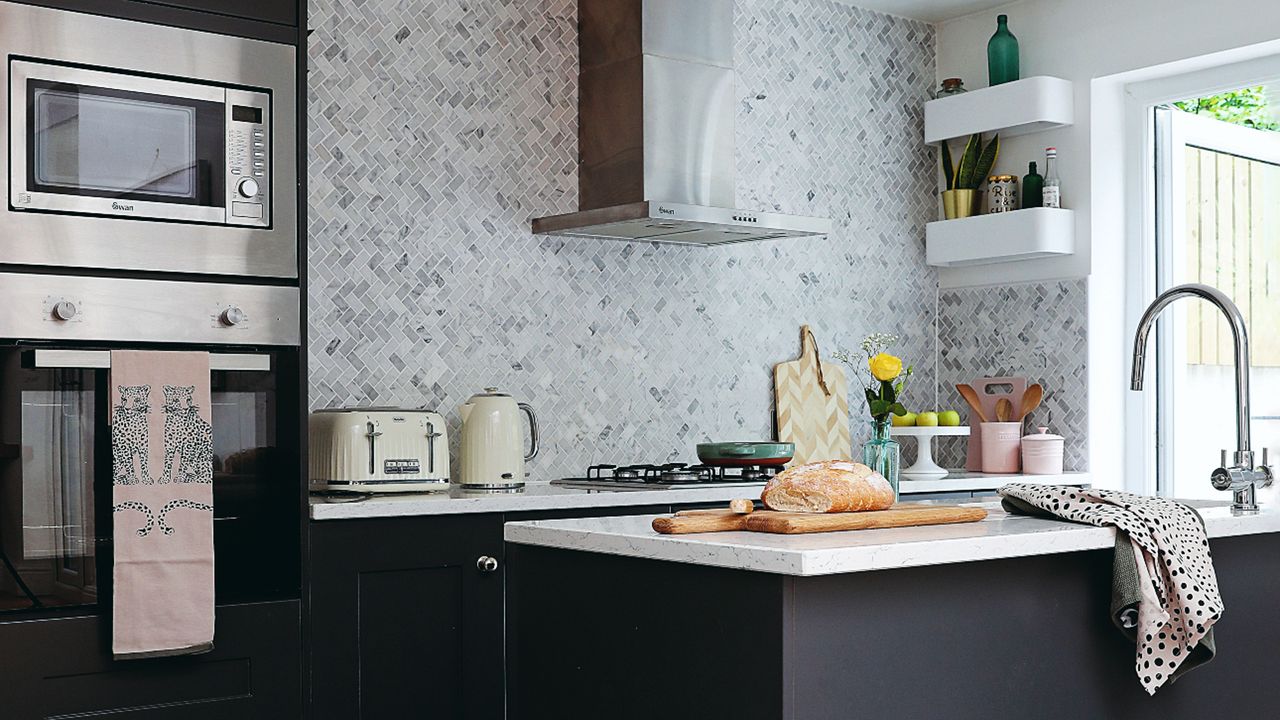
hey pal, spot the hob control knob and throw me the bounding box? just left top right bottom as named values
left=220, top=306, right=246, bottom=327
left=236, top=178, right=259, bottom=198
left=52, top=300, right=78, bottom=321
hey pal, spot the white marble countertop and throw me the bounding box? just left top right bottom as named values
left=503, top=499, right=1280, bottom=576
left=309, top=481, right=768, bottom=520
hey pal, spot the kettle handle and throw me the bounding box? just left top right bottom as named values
left=519, top=402, right=539, bottom=461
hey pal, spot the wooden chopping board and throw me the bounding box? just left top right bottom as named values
left=774, top=325, right=851, bottom=466
left=652, top=503, right=987, bottom=535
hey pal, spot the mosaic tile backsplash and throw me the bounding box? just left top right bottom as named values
left=307, top=0, right=941, bottom=478
left=936, top=279, right=1090, bottom=471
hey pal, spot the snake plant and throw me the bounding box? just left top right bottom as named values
left=941, top=133, right=1000, bottom=191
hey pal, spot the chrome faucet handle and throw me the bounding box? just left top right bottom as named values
left=1222, top=449, right=1230, bottom=468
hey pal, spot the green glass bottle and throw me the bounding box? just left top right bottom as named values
left=987, top=14, right=1020, bottom=86
left=1022, top=161, right=1043, bottom=209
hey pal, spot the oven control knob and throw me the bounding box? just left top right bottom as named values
left=52, top=300, right=78, bottom=321
left=220, top=306, right=246, bottom=327
left=236, top=178, right=259, bottom=198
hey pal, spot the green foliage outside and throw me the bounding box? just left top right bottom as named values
left=1174, top=86, right=1279, bottom=131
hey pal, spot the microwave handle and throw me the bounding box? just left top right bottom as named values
left=26, top=349, right=271, bottom=372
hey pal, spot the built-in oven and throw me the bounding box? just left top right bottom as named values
left=0, top=273, right=301, bottom=614
left=0, top=1, right=297, bottom=278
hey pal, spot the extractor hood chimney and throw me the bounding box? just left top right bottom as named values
left=531, top=0, right=832, bottom=245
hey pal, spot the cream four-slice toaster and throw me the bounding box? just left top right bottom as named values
left=309, top=408, right=449, bottom=493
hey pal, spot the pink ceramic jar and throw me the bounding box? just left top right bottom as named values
left=980, top=422, right=1022, bottom=473
left=1021, top=427, right=1065, bottom=475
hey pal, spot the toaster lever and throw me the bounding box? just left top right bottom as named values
left=365, top=421, right=383, bottom=475
left=425, top=421, right=442, bottom=475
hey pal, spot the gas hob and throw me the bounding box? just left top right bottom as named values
left=551, top=463, right=777, bottom=491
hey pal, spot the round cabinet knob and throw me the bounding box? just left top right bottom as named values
left=236, top=178, right=260, bottom=198
left=220, top=306, right=246, bottom=327
left=51, top=300, right=78, bottom=321
left=476, top=556, right=499, bottom=573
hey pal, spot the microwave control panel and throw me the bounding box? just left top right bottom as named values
left=225, top=88, right=271, bottom=228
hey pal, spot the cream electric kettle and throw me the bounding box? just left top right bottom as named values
left=459, top=387, right=539, bottom=489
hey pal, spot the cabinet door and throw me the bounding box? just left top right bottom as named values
left=143, top=0, right=297, bottom=26
left=309, top=514, right=505, bottom=719
left=0, top=600, right=301, bottom=718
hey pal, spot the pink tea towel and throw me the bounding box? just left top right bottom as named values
left=110, top=350, right=215, bottom=659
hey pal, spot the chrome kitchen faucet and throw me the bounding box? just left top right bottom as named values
left=1131, top=283, right=1273, bottom=512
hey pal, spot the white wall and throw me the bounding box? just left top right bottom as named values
left=936, top=0, right=1280, bottom=490
left=935, top=0, right=1280, bottom=290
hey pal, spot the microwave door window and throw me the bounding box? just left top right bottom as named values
left=33, top=88, right=198, bottom=199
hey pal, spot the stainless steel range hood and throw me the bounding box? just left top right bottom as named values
left=531, top=0, right=832, bottom=246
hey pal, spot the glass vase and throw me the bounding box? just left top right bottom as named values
left=862, top=418, right=900, bottom=500
left=987, top=14, right=1020, bottom=86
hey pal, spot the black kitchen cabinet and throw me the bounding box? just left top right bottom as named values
left=0, top=599, right=302, bottom=718
left=308, top=513, right=507, bottom=719
left=307, top=504, right=672, bottom=719
left=145, top=0, right=297, bottom=26
left=19, top=0, right=302, bottom=43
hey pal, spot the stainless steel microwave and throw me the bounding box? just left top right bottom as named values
left=0, top=2, right=297, bottom=278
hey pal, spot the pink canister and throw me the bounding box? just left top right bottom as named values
left=980, top=422, right=1022, bottom=473
left=1021, top=426, right=1065, bottom=475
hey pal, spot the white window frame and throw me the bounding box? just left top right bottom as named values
left=1108, top=51, right=1280, bottom=496
left=1152, top=109, right=1280, bottom=495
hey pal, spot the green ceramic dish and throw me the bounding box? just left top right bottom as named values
left=696, top=442, right=795, bottom=467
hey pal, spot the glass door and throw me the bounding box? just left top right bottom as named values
left=10, top=60, right=229, bottom=224
left=1153, top=89, right=1280, bottom=499
left=0, top=346, right=299, bottom=614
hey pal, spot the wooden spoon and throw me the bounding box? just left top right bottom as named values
left=1017, top=384, right=1044, bottom=422
left=956, top=384, right=988, bottom=423
left=995, top=398, right=1014, bottom=422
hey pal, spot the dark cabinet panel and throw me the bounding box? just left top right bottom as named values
left=357, top=567, right=466, bottom=718
left=308, top=514, right=506, bottom=720
left=0, top=600, right=301, bottom=718
left=307, top=504, right=684, bottom=719
left=19, top=0, right=300, bottom=44
left=145, top=0, right=297, bottom=26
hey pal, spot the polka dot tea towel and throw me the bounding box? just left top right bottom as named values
left=999, top=484, right=1220, bottom=695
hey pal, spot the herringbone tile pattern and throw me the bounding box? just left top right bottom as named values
left=307, top=0, right=939, bottom=478
left=936, top=279, right=1090, bottom=471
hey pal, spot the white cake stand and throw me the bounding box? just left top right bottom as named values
left=889, top=426, right=971, bottom=480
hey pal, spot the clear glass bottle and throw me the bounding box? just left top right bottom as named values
left=987, top=14, right=1020, bottom=86
left=936, top=78, right=967, bottom=98
left=862, top=418, right=900, bottom=500
left=1042, top=148, right=1061, bottom=208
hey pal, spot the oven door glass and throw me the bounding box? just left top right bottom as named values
left=12, top=60, right=226, bottom=223
left=0, top=347, right=299, bottom=614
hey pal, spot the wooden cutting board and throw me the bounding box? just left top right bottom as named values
left=774, top=325, right=851, bottom=466
left=652, top=503, right=987, bottom=535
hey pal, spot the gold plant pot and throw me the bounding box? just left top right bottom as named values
left=942, top=189, right=982, bottom=219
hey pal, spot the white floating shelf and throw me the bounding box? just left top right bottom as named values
left=924, top=76, right=1074, bottom=144
left=900, top=471, right=1091, bottom=495
left=926, top=207, right=1074, bottom=267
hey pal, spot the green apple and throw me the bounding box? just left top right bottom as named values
left=916, top=411, right=939, bottom=427
left=938, top=410, right=961, bottom=427
left=891, top=412, right=917, bottom=427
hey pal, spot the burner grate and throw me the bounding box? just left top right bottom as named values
left=573, top=462, right=781, bottom=486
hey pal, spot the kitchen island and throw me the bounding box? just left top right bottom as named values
left=504, top=500, right=1280, bottom=719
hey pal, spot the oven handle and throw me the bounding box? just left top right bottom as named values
left=25, top=349, right=271, bottom=372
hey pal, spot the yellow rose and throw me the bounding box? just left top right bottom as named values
left=869, top=353, right=903, bottom=382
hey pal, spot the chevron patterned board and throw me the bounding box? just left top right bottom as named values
left=774, top=327, right=852, bottom=466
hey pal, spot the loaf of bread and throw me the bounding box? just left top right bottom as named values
left=760, top=460, right=894, bottom=513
